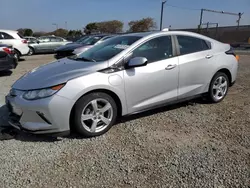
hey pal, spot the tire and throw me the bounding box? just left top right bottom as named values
left=74, top=92, right=117, bottom=137
left=208, top=72, right=229, bottom=103
left=28, top=47, right=35, bottom=55
left=13, top=50, right=20, bottom=61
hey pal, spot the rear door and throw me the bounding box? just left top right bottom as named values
left=176, top=35, right=213, bottom=99
left=36, top=37, right=51, bottom=52
left=49, top=37, right=65, bottom=51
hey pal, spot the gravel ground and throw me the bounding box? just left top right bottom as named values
left=0, top=55, right=249, bottom=187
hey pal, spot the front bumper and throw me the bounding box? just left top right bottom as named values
left=5, top=92, right=74, bottom=135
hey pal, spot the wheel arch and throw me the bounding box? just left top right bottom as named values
left=28, top=46, right=35, bottom=53
left=69, top=88, right=123, bottom=130
left=14, top=48, right=21, bottom=56
left=216, top=68, right=232, bottom=85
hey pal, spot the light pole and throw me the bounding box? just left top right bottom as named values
left=65, top=21, right=68, bottom=30
left=52, top=23, right=58, bottom=30
left=160, top=0, right=167, bottom=30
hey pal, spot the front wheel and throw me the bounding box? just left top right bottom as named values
left=208, top=72, right=229, bottom=103
left=74, top=92, right=117, bottom=137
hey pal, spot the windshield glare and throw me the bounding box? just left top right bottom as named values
left=75, top=36, right=142, bottom=62
left=81, top=36, right=103, bottom=45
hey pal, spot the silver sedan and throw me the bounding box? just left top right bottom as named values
left=6, top=31, right=238, bottom=137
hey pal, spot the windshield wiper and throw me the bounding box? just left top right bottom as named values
left=74, top=57, right=96, bottom=62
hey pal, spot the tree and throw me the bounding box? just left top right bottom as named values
left=128, top=17, right=156, bottom=32
left=97, top=20, right=123, bottom=33
left=84, top=23, right=98, bottom=34
left=23, top=29, right=33, bottom=36
left=47, top=28, right=68, bottom=37
left=17, top=28, right=25, bottom=36
left=33, top=31, right=46, bottom=37
left=17, top=28, right=33, bottom=36
left=84, top=20, right=123, bottom=34
left=67, top=30, right=82, bottom=37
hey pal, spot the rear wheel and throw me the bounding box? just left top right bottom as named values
left=13, top=50, right=20, bottom=61
left=28, top=47, right=35, bottom=55
left=208, top=72, right=229, bottom=103
left=74, top=92, right=117, bottom=137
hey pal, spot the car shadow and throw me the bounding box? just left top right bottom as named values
left=0, top=70, right=12, bottom=77
left=0, top=96, right=211, bottom=142
left=19, top=58, right=25, bottom=62
left=117, top=97, right=210, bottom=124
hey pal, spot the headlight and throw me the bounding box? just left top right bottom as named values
left=23, top=84, right=65, bottom=100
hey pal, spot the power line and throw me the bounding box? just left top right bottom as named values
left=165, top=4, right=200, bottom=11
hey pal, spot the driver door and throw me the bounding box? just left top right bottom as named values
left=123, top=35, right=179, bottom=114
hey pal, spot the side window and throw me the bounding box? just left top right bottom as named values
left=0, top=32, right=14, bottom=39
left=50, top=37, right=63, bottom=42
left=177, top=35, right=210, bottom=55
left=132, top=36, right=173, bottom=63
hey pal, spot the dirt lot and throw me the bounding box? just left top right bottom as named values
left=0, top=55, right=249, bottom=187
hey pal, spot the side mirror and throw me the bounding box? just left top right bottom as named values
left=126, top=57, right=148, bottom=68
left=36, top=40, right=40, bottom=44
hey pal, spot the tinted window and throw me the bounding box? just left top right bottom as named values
left=177, top=35, right=210, bottom=55
left=0, top=32, right=14, bottom=39
left=82, top=36, right=102, bottom=45
left=75, top=36, right=142, bottom=62
left=132, top=36, right=173, bottom=63
left=17, top=33, right=24, bottom=39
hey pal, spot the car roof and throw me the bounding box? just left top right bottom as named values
left=0, top=29, right=18, bottom=34
left=119, top=30, right=219, bottom=42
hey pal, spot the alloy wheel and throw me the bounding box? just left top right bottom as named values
left=81, top=98, right=113, bottom=133
left=212, top=76, right=228, bottom=101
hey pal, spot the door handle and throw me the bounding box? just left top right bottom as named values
left=205, top=54, right=213, bottom=59
left=165, top=64, right=177, bottom=70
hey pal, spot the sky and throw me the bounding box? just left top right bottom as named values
left=0, top=0, right=249, bottom=32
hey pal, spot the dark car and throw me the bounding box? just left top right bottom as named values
left=54, top=34, right=114, bottom=59
left=0, top=44, right=17, bottom=71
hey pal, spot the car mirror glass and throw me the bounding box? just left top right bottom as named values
left=127, top=57, right=148, bottom=68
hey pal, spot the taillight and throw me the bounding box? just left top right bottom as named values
left=3, top=47, right=13, bottom=54
left=22, top=39, right=27, bottom=44
left=225, top=47, right=239, bottom=62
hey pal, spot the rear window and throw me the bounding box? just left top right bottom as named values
left=17, top=33, right=24, bottom=39
left=177, top=35, right=211, bottom=55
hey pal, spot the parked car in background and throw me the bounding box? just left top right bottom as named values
left=0, top=44, right=17, bottom=71
left=24, top=36, right=37, bottom=43
left=6, top=31, right=238, bottom=137
left=28, top=36, right=71, bottom=55
left=0, top=29, right=29, bottom=60
left=54, top=34, right=114, bottom=59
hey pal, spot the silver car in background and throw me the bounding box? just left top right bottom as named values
left=6, top=31, right=238, bottom=137
left=28, top=36, right=71, bottom=55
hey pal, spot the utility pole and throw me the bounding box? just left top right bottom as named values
left=160, top=0, right=167, bottom=30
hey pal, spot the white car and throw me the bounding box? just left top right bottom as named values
left=0, top=29, right=30, bottom=60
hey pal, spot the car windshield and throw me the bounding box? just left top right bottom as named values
left=71, top=36, right=142, bottom=62
left=75, top=36, right=89, bottom=43
left=80, top=36, right=103, bottom=45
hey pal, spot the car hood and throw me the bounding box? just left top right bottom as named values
left=12, top=58, right=107, bottom=90
left=55, top=43, right=86, bottom=52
